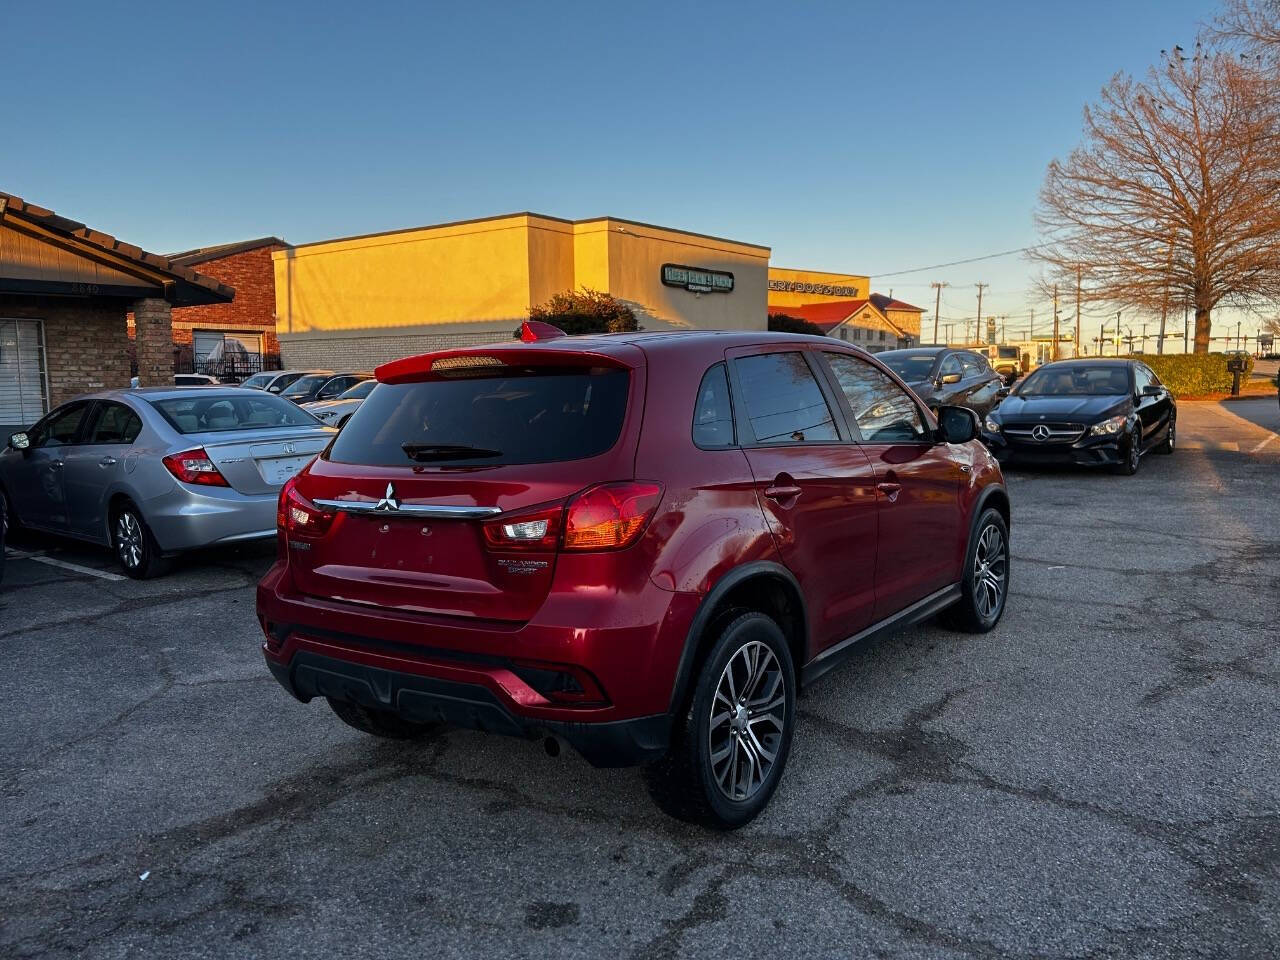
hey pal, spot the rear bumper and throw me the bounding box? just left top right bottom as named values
left=146, top=484, right=277, bottom=552
left=266, top=650, right=671, bottom=767
left=256, top=561, right=701, bottom=766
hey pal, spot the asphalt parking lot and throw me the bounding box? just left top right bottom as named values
left=1, top=397, right=1276, bottom=960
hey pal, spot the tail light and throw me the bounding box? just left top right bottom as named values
left=482, top=504, right=562, bottom=552
left=162, top=448, right=229, bottom=486
left=563, top=482, right=662, bottom=551
left=278, top=477, right=336, bottom=539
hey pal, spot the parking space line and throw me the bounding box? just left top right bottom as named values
left=1251, top=434, right=1278, bottom=454
left=4, top=548, right=126, bottom=582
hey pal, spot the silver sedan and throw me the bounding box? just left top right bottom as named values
left=0, top=388, right=334, bottom=578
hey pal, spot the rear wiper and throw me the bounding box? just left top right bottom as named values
left=401, top=443, right=503, bottom=462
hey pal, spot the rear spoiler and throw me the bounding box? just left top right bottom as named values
left=376, top=343, right=638, bottom=384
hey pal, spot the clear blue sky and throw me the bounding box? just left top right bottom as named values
left=4, top=0, right=1235, bottom=345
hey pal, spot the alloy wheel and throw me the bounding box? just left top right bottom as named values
left=972, top=523, right=1008, bottom=620
left=1167, top=419, right=1175, bottom=450
left=116, top=512, right=143, bottom=570
left=1130, top=429, right=1141, bottom=471
left=708, top=640, right=786, bottom=802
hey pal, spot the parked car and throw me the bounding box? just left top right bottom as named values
left=301, top=378, right=376, bottom=427
left=239, top=369, right=331, bottom=395
left=877, top=347, right=1005, bottom=418
left=987, top=344, right=1023, bottom=384
left=982, top=358, right=1175, bottom=475
left=0, top=389, right=334, bottom=577
left=280, top=372, right=371, bottom=405
left=258, top=326, right=1010, bottom=828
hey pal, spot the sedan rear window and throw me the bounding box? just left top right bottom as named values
left=879, top=354, right=938, bottom=381
left=327, top=367, right=629, bottom=466
left=148, top=394, right=319, bottom=434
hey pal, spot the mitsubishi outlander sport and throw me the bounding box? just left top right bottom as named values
left=257, top=324, right=1010, bottom=827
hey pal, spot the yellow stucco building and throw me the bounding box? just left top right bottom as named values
left=274, top=213, right=771, bottom=368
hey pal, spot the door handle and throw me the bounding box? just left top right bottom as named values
left=764, top=484, right=802, bottom=502
left=876, top=481, right=901, bottom=501
left=99, top=456, right=118, bottom=467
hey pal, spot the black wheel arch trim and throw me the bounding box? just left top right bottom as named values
left=667, top=560, right=808, bottom=715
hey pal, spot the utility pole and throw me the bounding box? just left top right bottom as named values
left=1115, top=311, right=1122, bottom=356
left=930, top=281, right=948, bottom=345
left=974, top=283, right=988, bottom=347
left=1183, top=300, right=1189, bottom=354
left=1052, top=284, right=1060, bottom=361
left=1237, top=320, right=1242, bottom=350
left=1075, top=264, right=1082, bottom=357
left=1029, top=308, right=1034, bottom=343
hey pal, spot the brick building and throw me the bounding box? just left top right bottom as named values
left=0, top=190, right=232, bottom=434
left=163, top=237, right=288, bottom=377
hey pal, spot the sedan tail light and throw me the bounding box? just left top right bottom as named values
left=162, top=448, right=229, bottom=487
left=563, top=482, right=662, bottom=552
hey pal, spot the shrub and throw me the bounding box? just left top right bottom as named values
left=1121, top=352, right=1254, bottom=396
left=768, top=313, right=825, bottom=337
left=527, top=288, right=638, bottom=336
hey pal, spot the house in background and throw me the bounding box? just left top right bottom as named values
left=769, top=295, right=923, bottom=352
left=127, top=236, right=289, bottom=379
left=0, top=190, right=232, bottom=433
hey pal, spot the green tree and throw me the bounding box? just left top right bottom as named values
left=768, top=313, right=824, bottom=337
left=527, top=288, right=639, bottom=336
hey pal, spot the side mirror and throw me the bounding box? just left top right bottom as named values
left=9, top=432, right=30, bottom=451
left=939, top=372, right=962, bottom=385
left=1141, top=384, right=1162, bottom=397
left=935, top=405, right=979, bottom=444
left=268, top=385, right=283, bottom=393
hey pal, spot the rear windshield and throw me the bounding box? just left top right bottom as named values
left=327, top=367, right=630, bottom=467
left=148, top=394, right=319, bottom=434
left=879, top=354, right=937, bottom=381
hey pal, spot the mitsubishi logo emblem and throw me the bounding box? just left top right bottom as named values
left=374, top=482, right=400, bottom=511
left=1031, top=424, right=1051, bottom=442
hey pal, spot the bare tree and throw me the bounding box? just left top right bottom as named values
left=1214, top=1, right=1280, bottom=59
left=1032, top=49, right=1280, bottom=352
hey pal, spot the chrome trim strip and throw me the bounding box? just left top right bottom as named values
left=313, top=500, right=503, bottom=518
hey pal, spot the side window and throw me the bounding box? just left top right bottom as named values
left=734, top=352, right=839, bottom=445
left=825, top=353, right=928, bottom=443
left=87, top=402, right=143, bottom=445
left=960, top=354, right=983, bottom=378
left=30, top=403, right=89, bottom=448
left=692, top=363, right=735, bottom=448
left=1144, top=364, right=1162, bottom=387
left=938, top=354, right=963, bottom=380
left=1132, top=365, right=1151, bottom=392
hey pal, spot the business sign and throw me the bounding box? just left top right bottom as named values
left=662, top=264, right=734, bottom=294
left=768, top=279, right=860, bottom=297
left=1260, top=333, right=1274, bottom=352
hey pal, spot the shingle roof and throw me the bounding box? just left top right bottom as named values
left=0, top=190, right=234, bottom=306
left=769, top=299, right=905, bottom=337
left=167, top=236, right=289, bottom=266
left=870, top=293, right=925, bottom=313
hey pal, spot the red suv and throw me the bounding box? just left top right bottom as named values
left=257, top=326, right=1010, bottom=827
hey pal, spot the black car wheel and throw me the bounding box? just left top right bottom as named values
left=1156, top=416, right=1175, bottom=454
left=1113, top=426, right=1141, bottom=476
left=112, top=502, right=170, bottom=579
left=943, top=507, right=1010, bottom=633
left=646, top=611, right=796, bottom=829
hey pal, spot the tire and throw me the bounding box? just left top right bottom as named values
left=1112, top=426, right=1141, bottom=476
left=1156, top=415, right=1175, bottom=454
left=0, top=484, right=21, bottom=535
left=646, top=611, right=796, bottom=829
left=112, top=501, right=170, bottom=579
left=326, top=698, right=444, bottom=740
left=942, top=507, right=1010, bottom=633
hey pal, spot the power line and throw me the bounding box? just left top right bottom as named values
left=870, top=243, right=1050, bottom=279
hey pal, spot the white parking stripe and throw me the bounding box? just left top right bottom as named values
left=4, top=548, right=126, bottom=582
left=1251, top=434, right=1278, bottom=454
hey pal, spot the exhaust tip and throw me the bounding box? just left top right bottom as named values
left=543, top=736, right=562, bottom=758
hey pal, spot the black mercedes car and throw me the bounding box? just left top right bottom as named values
left=982, top=358, right=1175, bottom=475
left=878, top=347, right=1005, bottom=417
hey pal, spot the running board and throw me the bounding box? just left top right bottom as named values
left=801, top=583, right=962, bottom=688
